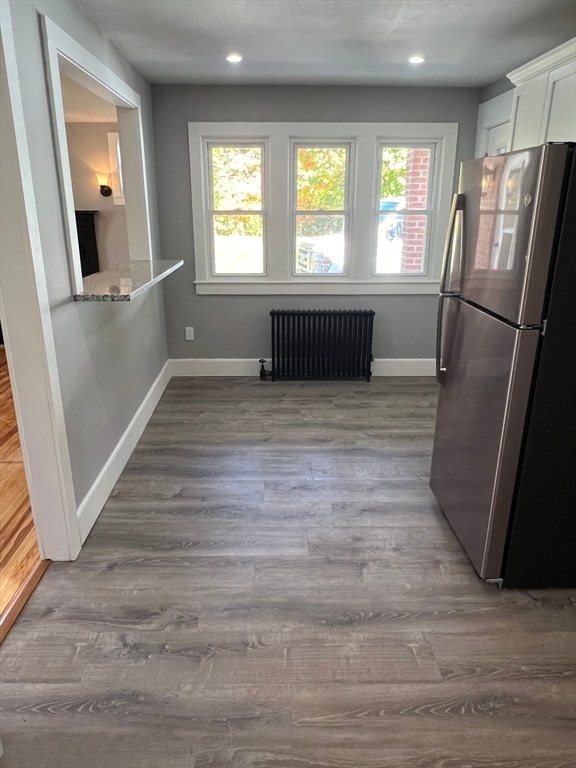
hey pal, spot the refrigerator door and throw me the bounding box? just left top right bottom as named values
left=458, top=144, right=569, bottom=326
left=430, top=299, right=539, bottom=579
left=502, top=152, right=576, bottom=588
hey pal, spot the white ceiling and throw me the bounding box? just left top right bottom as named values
left=76, top=0, right=576, bottom=87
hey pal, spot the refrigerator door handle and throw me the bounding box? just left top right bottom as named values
left=435, top=293, right=448, bottom=383
left=440, top=193, right=465, bottom=296
left=436, top=193, right=464, bottom=383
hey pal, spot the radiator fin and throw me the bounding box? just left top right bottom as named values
left=270, top=309, right=374, bottom=382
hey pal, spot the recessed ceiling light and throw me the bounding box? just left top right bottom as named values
left=409, top=55, right=425, bottom=65
left=226, top=52, right=243, bottom=64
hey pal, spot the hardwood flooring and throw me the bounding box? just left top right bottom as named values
left=0, top=348, right=46, bottom=642
left=0, top=377, right=574, bottom=767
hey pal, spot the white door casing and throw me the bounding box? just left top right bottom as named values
left=0, top=2, right=81, bottom=560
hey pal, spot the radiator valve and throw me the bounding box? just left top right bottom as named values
left=259, top=359, right=272, bottom=380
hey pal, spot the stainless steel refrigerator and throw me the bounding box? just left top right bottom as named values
left=430, top=142, right=575, bottom=588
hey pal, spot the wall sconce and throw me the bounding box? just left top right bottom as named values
left=95, top=172, right=112, bottom=197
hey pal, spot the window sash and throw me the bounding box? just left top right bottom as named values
left=206, top=140, right=267, bottom=276
left=376, top=142, right=436, bottom=210
left=374, top=142, right=436, bottom=276
left=291, top=141, right=352, bottom=278
left=210, top=213, right=265, bottom=277
left=374, top=212, right=431, bottom=276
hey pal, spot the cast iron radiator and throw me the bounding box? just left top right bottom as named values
left=269, top=309, right=375, bottom=382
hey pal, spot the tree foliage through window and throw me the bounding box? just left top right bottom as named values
left=296, top=146, right=347, bottom=236
left=380, top=147, right=407, bottom=200
left=210, top=145, right=263, bottom=236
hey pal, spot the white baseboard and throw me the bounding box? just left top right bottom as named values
left=169, top=358, right=262, bottom=377
left=372, top=358, right=435, bottom=376
left=168, top=358, right=435, bottom=377
left=76, top=360, right=172, bottom=542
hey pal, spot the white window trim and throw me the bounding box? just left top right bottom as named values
left=188, top=122, right=458, bottom=295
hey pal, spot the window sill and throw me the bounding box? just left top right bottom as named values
left=74, top=259, right=183, bottom=302
left=194, top=280, right=440, bottom=296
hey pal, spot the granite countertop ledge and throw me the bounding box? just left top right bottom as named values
left=74, top=259, right=183, bottom=301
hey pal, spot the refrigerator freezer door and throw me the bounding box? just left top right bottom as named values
left=459, top=144, right=569, bottom=326
left=430, top=299, right=539, bottom=579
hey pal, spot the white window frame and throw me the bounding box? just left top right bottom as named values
left=188, top=122, right=458, bottom=295
left=373, top=141, right=437, bottom=276
left=206, top=140, right=267, bottom=277
left=291, top=140, right=353, bottom=278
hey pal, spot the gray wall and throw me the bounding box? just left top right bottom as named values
left=153, top=85, right=479, bottom=360
left=8, top=0, right=168, bottom=503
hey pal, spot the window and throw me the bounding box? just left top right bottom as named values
left=189, top=122, right=458, bottom=294
left=208, top=143, right=265, bottom=275
left=375, top=145, right=434, bottom=275
left=107, top=132, right=125, bottom=206
left=293, top=144, right=350, bottom=276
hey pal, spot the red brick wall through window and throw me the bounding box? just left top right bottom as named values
left=400, top=149, right=430, bottom=273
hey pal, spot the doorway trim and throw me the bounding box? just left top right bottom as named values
left=41, top=15, right=155, bottom=295
left=0, top=2, right=81, bottom=560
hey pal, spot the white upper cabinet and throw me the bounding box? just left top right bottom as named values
left=507, top=39, right=576, bottom=150
left=509, top=73, right=548, bottom=150
left=542, top=61, right=576, bottom=142
left=474, top=90, right=514, bottom=158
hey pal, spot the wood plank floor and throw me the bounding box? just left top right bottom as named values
left=0, top=377, right=574, bottom=767
left=0, top=348, right=45, bottom=640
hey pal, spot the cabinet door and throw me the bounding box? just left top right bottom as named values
left=474, top=91, right=513, bottom=158
left=486, top=122, right=511, bottom=155
left=510, top=74, right=547, bottom=150
left=542, top=61, right=576, bottom=142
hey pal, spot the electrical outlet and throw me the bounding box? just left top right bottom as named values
left=185, top=327, right=194, bottom=341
